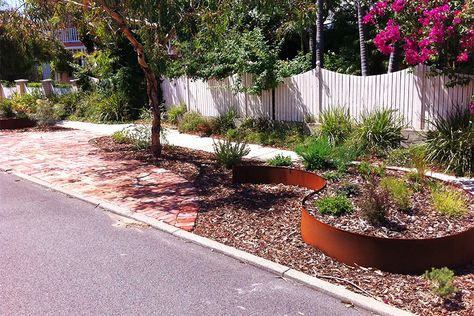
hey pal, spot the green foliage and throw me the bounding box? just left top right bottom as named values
left=431, top=188, right=468, bottom=218
left=359, top=177, right=390, bottom=225
left=235, top=118, right=307, bottom=148
left=213, top=138, right=250, bottom=169
left=166, top=103, right=187, bottom=125
left=315, top=195, right=353, bottom=216
left=380, top=177, right=412, bottom=212
left=112, top=125, right=151, bottom=150
left=267, top=154, right=293, bottom=167
left=323, top=170, right=344, bottom=181
left=295, top=137, right=332, bottom=170
left=337, top=182, right=360, bottom=197
left=178, top=111, right=212, bottom=136
left=319, top=107, right=353, bottom=145
left=357, top=162, right=386, bottom=178
left=426, top=107, right=474, bottom=176
left=0, top=99, right=14, bottom=118
left=9, top=92, right=42, bottom=115
left=74, top=91, right=130, bottom=122
left=212, top=109, right=237, bottom=134
left=386, top=145, right=427, bottom=168
left=111, top=130, right=130, bottom=144
left=423, top=268, right=458, bottom=299
left=31, top=99, right=61, bottom=126
left=355, top=109, right=405, bottom=154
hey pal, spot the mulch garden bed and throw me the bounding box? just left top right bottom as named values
left=305, top=170, right=474, bottom=239
left=90, top=135, right=474, bottom=316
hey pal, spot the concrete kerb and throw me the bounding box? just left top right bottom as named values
left=0, top=166, right=414, bottom=316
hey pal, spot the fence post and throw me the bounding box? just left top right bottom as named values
left=15, top=79, right=28, bottom=96
left=419, top=65, right=427, bottom=130
left=41, top=79, right=54, bottom=96
left=0, top=84, right=4, bottom=102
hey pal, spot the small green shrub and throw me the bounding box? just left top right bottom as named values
left=166, top=103, right=187, bottom=125
left=267, top=154, right=292, bottom=167
left=212, top=109, right=236, bottom=134
left=10, top=92, right=42, bottom=115
left=226, top=128, right=239, bottom=140
left=380, top=177, right=412, bottom=212
left=330, top=141, right=360, bottom=172
left=357, top=161, right=386, bottom=177
left=423, top=267, right=458, bottom=299
left=426, top=107, right=473, bottom=176
left=111, top=130, right=130, bottom=144
left=178, top=111, right=212, bottom=135
left=213, top=138, right=250, bottom=169
left=0, top=99, right=14, bottom=118
left=315, top=195, right=353, bottom=216
left=319, top=107, right=353, bottom=145
left=295, top=137, right=332, bottom=170
left=431, top=188, right=468, bottom=217
left=386, top=145, right=426, bottom=168
left=359, top=177, right=390, bottom=225
left=323, top=170, right=344, bottom=181
left=32, top=99, right=59, bottom=126
left=337, top=182, right=360, bottom=197
left=355, top=108, right=405, bottom=154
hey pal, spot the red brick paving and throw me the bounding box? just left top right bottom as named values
left=0, top=129, right=198, bottom=231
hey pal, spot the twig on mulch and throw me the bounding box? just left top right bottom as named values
left=313, top=269, right=376, bottom=299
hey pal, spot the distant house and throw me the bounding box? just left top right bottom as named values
left=42, top=27, right=87, bottom=82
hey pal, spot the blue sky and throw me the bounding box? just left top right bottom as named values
left=3, top=0, right=21, bottom=9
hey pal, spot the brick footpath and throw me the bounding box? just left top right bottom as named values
left=0, top=129, right=198, bottom=231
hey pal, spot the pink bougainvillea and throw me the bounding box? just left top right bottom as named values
left=364, top=0, right=474, bottom=70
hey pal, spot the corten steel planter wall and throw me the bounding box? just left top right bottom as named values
left=0, top=118, right=36, bottom=130
left=233, top=165, right=474, bottom=274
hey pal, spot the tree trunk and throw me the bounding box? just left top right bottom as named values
left=95, top=0, right=162, bottom=156
left=356, top=0, right=369, bottom=76
left=387, top=44, right=399, bottom=73
left=315, top=0, right=324, bottom=67
left=310, top=25, right=317, bottom=68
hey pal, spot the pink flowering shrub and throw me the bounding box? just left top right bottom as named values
left=364, top=0, right=474, bottom=70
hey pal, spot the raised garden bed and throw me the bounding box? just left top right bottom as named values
left=87, top=135, right=473, bottom=315
left=0, top=117, right=36, bottom=129
left=233, top=165, right=474, bottom=274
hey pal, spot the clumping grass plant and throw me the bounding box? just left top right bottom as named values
left=213, top=138, right=250, bottom=169
left=380, top=177, right=412, bottom=212
left=431, top=187, right=468, bottom=218
left=267, top=154, right=293, bottom=167
left=425, top=107, right=473, bottom=176
left=319, top=107, right=353, bottom=145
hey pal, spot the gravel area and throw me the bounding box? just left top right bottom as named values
left=91, top=136, right=474, bottom=316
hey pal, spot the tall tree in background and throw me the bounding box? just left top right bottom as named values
left=356, top=0, right=369, bottom=76
left=315, top=0, right=324, bottom=67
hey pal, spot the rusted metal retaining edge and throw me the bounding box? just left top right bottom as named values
left=233, top=165, right=474, bottom=274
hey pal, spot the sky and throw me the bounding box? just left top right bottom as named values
left=2, top=0, right=21, bottom=9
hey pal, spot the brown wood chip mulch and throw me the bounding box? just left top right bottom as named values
left=91, top=136, right=474, bottom=316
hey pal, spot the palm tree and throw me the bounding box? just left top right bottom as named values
left=315, top=0, right=324, bottom=67
left=356, top=0, right=369, bottom=76
left=387, top=45, right=398, bottom=73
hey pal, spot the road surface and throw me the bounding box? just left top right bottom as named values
left=0, top=172, right=368, bottom=315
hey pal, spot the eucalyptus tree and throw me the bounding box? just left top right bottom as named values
left=26, top=0, right=200, bottom=156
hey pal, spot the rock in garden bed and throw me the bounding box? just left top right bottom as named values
left=91, top=136, right=474, bottom=316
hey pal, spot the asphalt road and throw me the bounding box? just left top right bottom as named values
left=0, top=172, right=368, bottom=316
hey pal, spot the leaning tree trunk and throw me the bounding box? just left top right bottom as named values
left=356, top=0, right=369, bottom=76
left=310, top=25, right=317, bottom=68
left=96, top=0, right=162, bottom=156
left=387, top=44, right=399, bottom=73
left=315, top=0, right=324, bottom=67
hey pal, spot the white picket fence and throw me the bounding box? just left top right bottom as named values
left=162, top=65, right=474, bottom=130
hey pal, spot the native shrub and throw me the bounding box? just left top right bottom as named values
left=295, top=137, right=332, bottom=170
left=424, top=267, right=458, bottom=299
left=213, top=138, right=250, bottom=169
left=166, top=103, right=187, bottom=125
left=359, top=177, right=390, bottom=225
left=380, top=177, right=412, bottom=212
left=178, top=111, right=212, bottom=136
left=426, top=107, right=474, bottom=176
left=267, top=154, right=293, bottom=167
left=319, top=107, right=353, bottom=145
left=431, top=187, right=468, bottom=218
left=315, top=195, right=353, bottom=216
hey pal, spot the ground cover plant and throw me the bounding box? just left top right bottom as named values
left=267, top=154, right=293, bottom=167
left=91, top=133, right=474, bottom=316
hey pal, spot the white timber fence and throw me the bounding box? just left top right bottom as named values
left=0, top=79, right=74, bottom=101
left=162, top=65, right=474, bottom=130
